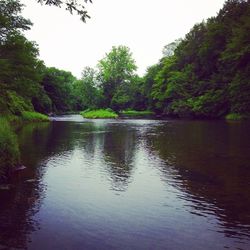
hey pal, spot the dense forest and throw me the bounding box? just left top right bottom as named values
left=0, top=0, right=249, bottom=119
left=146, top=0, right=250, bottom=119
left=0, top=0, right=250, bottom=176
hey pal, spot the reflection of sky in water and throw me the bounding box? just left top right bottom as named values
left=0, top=116, right=250, bottom=249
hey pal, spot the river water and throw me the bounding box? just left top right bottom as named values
left=0, top=115, right=250, bottom=249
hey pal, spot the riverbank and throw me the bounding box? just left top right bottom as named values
left=0, top=112, right=49, bottom=181
left=0, top=118, right=20, bottom=181
left=80, top=109, right=156, bottom=119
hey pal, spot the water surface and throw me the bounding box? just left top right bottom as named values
left=0, top=115, right=250, bottom=249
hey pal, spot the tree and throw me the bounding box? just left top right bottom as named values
left=0, top=34, right=43, bottom=96
left=98, top=46, right=137, bottom=109
left=142, top=64, right=162, bottom=110
left=0, top=0, right=32, bottom=42
left=142, top=0, right=250, bottom=118
left=162, top=39, right=181, bottom=58
left=36, top=0, right=92, bottom=22
left=72, top=66, right=103, bottom=110
left=41, top=67, right=77, bottom=112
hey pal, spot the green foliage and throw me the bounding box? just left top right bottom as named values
left=111, top=90, right=131, bottom=111
left=110, top=75, right=146, bottom=111
left=80, top=109, right=118, bottom=119
left=37, top=0, right=92, bottom=22
left=225, top=113, right=245, bottom=120
left=0, top=117, right=20, bottom=177
left=162, top=39, right=182, bottom=58
left=0, top=90, right=33, bottom=115
left=32, top=88, right=52, bottom=114
left=0, top=1, right=90, bottom=116
left=0, top=33, right=43, bottom=98
left=0, top=1, right=46, bottom=114
left=21, top=111, right=49, bottom=122
left=143, top=0, right=250, bottom=119
left=1, top=0, right=249, bottom=122
left=0, top=0, right=32, bottom=41
left=72, top=67, right=103, bottom=110
left=98, top=46, right=137, bottom=109
left=41, top=67, right=77, bottom=112
left=121, top=110, right=154, bottom=116
left=228, top=70, right=250, bottom=115
left=165, top=90, right=228, bottom=118
left=6, top=91, right=34, bottom=115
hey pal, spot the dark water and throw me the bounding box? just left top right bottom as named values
left=1, top=115, right=250, bottom=250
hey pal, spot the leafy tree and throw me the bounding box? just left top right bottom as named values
left=128, top=75, right=148, bottom=110
left=72, top=66, right=103, bottom=110
left=142, top=64, right=162, bottom=110
left=41, top=67, right=77, bottom=112
left=98, top=45, right=137, bottom=110
left=0, top=0, right=48, bottom=115
left=162, top=39, right=181, bottom=58
left=0, top=34, right=42, bottom=97
left=0, top=0, right=32, bottom=42
left=36, top=0, right=92, bottom=22
left=143, top=0, right=250, bottom=118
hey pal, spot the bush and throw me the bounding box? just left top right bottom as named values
left=188, top=90, right=228, bottom=118
left=21, top=111, right=49, bottom=122
left=7, top=91, right=34, bottom=115
left=165, top=90, right=228, bottom=118
left=0, top=118, right=20, bottom=178
left=0, top=90, right=33, bottom=115
left=32, top=91, right=52, bottom=114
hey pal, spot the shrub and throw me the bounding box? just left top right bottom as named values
left=21, top=111, right=49, bottom=122
left=0, top=90, right=33, bottom=115
left=0, top=118, right=20, bottom=178
left=7, top=91, right=34, bottom=115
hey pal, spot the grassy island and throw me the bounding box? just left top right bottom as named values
left=80, top=109, right=118, bottom=119
left=225, top=113, right=248, bottom=121
left=120, top=110, right=154, bottom=117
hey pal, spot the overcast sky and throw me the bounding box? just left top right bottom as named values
left=22, top=0, right=226, bottom=78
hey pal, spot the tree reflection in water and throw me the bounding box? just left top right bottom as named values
left=143, top=120, right=250, bottom=241
left=0, top=117, right=250, bottom=249
left=102, top=124, right=137, bottom=192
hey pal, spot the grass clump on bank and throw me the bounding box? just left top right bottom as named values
left=0, top=118, right=20, bottom=178
left=21, top=111, right=49, bottom=122
left=80, top=109, right=118, bottom=119
left=120, top=110, right=154, bottom=116
left=225, top=113, right=247, bottom=121
left=0, top=111, right=49, bottom=180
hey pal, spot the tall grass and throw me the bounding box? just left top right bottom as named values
left=0, top=118, right=20, bottom=178
left=21, top=111, right=49, bottom=122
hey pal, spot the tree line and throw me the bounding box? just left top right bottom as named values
left=0, top=0, right=249, bottom=119
left=145, top=0, right=250, bottom=118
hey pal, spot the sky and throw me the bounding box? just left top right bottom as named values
left=22, top=0, right=226, bottom=78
